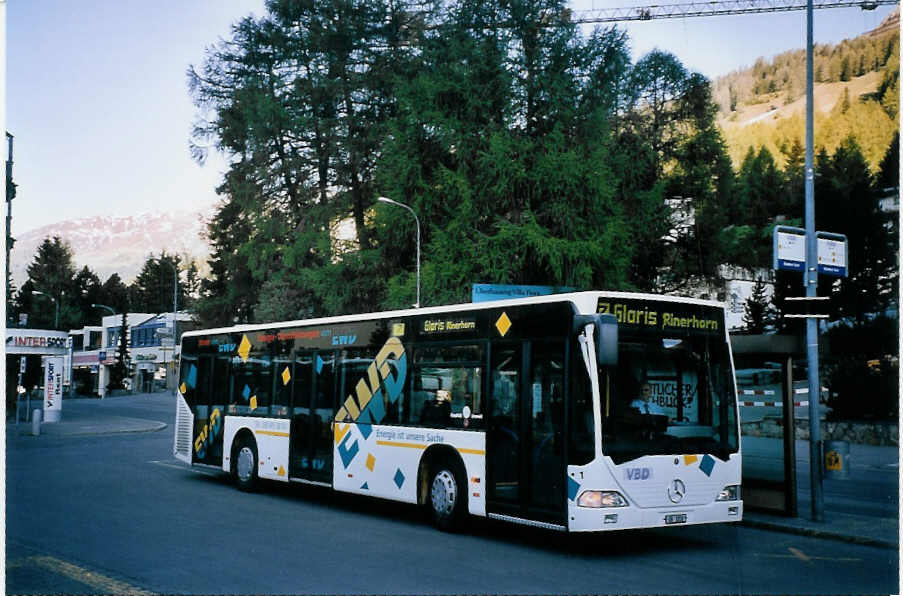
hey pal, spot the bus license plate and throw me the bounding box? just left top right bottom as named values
left=665, top=514, right=687, bottom=525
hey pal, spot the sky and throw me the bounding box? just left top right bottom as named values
left=6, top=0, right=896, bottom=236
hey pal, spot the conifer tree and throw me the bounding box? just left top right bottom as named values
left=107, top=312, right=131, bottom=392
left=743, top=278, right=773, bottom=333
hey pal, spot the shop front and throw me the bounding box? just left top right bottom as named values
left=71, top=351, right=102, bottom=396
left=5, top=328, right=69, bottom=416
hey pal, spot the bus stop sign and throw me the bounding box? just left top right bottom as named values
left=773, top=227, right=805, bottom=272
left=773, top=227, right=848, bottom=277
left=816, top=232, right=848, bottom=277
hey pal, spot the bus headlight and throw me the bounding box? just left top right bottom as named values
left=577, top=490, right=628, bottom=508
left=716, top=485, right=740, bottom=501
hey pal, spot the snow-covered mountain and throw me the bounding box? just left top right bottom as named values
left=11, top=208, right=214, bottom=287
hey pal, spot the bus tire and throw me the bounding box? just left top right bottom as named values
left=428, top=459, right=466, bottom=532
left=232, top=434, right=259, bottom=492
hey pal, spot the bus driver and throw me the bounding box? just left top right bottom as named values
left=631, top=383, right=665, bottom=415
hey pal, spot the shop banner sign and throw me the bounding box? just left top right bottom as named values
left=44, top=357, right=64, bottom=422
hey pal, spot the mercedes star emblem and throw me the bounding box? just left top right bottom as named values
left=668, top=479, right=686, bottom=503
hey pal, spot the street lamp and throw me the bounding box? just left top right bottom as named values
left=91, top=303, right=116, bottom=317
left=157, top=258, right=179, bottom=343
left=157, top=258, right=179, bottom=393
left=33, top=290, right=60, bottom=328
left=91, top=303, right=118, bottom=399
left=377, top=197, right=421, bottom=308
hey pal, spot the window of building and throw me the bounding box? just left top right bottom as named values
left=71, top=335, right=84, bottom=351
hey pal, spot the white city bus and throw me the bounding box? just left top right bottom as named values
left=174, top=291, right=741, bottom=532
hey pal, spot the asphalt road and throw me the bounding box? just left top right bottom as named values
left=6, top=394, right=899, bottom=594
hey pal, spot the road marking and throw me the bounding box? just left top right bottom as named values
left=754, top=548, right=862, bottom=564
left=8, top=555, right=154, bottom=595
left=148, top=460, right=219, bottom=476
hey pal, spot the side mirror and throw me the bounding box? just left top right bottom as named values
left=573, top=313, right=618, bottom=367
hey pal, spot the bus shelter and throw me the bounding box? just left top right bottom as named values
left=730, top=334, right=804, bottom=516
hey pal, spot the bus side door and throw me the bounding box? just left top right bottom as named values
left=289, top=350, right=335, bottom=483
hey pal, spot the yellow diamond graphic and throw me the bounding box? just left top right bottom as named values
left=495, top=312, right=512, bottom=337
left=366, top=453, right=375, bottom=472
left=179, top=382, right=187, bottom=394
left=281, top=366, right=291, bottom=385
left=392, top=323, right=406, bottom=337
left=683, top=454, right=698, bottom=466
left=250, top=396, right=258, bottom=411
left=237, top=334, right=251, bottom=362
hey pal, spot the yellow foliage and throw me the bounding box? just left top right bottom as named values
left=721, top=98, right=897, bottom=173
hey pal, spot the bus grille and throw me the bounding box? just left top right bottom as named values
left=174, top=395, right=193, bottom=463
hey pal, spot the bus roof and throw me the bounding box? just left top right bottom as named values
left=181, top=291, right=725, bottom=339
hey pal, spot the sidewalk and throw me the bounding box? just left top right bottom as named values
left=740, top=439, right=899, bottom=549
left=8, top=394, right=167, bottom=438
left=742, top=505, right=899, bottom=549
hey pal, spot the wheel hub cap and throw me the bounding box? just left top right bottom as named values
left=237, top=446, right=254, bottom=482
left=431, top=470, right=456, bottom=515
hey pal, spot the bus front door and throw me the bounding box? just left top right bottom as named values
left=487, top=341, right=566, bottom=525
left=194, top=354, right=226, bottom=467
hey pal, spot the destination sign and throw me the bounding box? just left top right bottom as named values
left=422, top=318, right=477, bottom=334
left=597, top=299, right=724, bottom=336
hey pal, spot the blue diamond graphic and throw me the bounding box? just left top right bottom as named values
left=699, top=454, right=716, bottom=477
left=361, top=482, right=369, bottom=490
left=393, top=468, right=405, bottom=489
left=242, top=384, right=251, bottom=401
left=567, top=476, right=580, bottom=501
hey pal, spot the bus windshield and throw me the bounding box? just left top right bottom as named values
left=598, top=313, right=739, bottom=465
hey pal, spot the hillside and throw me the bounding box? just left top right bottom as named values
left=714, top=9, right=899, bottom=171
left=11, top=208, right=213, bottom=287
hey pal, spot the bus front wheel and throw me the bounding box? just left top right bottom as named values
left=232, top=435, right=259, bottom=492
left=428, top=461, right=466, bottom=531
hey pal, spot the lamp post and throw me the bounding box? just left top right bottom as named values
left=377, top=197, right=421, bottom=308
left=33, top=290, right=60, bottom=329
left=91, top=303, right=116, bottom=317
left=92, top=303, right=117, bottom=399
left=158, top=258, right=179, bottom=393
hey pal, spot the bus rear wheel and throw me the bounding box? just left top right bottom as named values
left=232, top=435, right=259, bottom=492
left=428, top=461, right=466, bottom=531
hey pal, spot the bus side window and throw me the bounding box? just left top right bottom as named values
left=179, top=354, right=199, bottom=406
left=568, top=349, right=594, bottom=466
left=272, top=357, right=292, bottom=417
left=338, top=347, right=404, bottom=426
left=414, top=344, right=484, bottom=430
left=230, top=353, right=273, bottom=416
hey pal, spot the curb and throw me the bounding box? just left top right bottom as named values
left=740, top=518, right=898, bottom=549
left=11, top=421, right=168, bottom=438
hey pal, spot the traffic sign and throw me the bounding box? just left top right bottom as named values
left=20, top=357, right=26, bottom=374
left=98, top=351, right=106, bottom=362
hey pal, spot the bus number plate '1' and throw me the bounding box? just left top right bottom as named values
left=665, top=514, right=687, bottom=525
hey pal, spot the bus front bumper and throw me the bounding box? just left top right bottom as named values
left=568, top=500, right=743, bottom=532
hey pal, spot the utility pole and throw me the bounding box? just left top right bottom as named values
left=804, top=0, right=825, bottom=522
left=6, top=132, right=15, bottom=304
